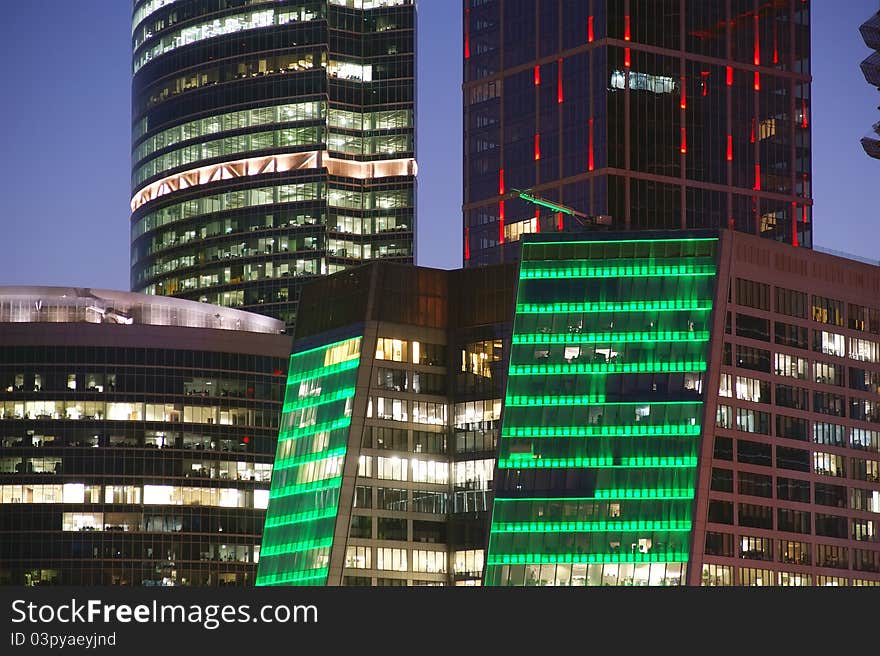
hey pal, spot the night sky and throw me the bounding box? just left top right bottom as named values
left=0, top=1, right=876, bottom=289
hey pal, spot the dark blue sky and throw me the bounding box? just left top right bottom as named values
left=0, top=1, right=876, bottom=289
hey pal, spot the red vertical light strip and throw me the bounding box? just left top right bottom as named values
left=498, top=168, right=505, bottom=195
left=680, top=76, right=686, bottom=109
left=801, top=99, right=809, bottom=128
left=534, top=207, right=541, bottom=233
left=624, top=47, right=631, bottom=68
left=534, top=65, right=541, bottom=86
left=727, top=135, right=733, bottom=161
left=750, top=118, right=756, bottom=143
left=754, top=164, right=761, bottom=191
left=680, top=127, right=687, bottom=154
left=556, top=211, right=564, bottom=231
left=588, top=118, right=595, bottom=171
left=534, top=133, right=541, bottom=160
left=588, top=15, right=594, bottom=42
left=499, top=200, right=505, bottom=244
left=753, top=13, right=760, bottom=90
left=802, top=204, right=808, bottom=225
left=464, top=7, right=470, bottom=59
left=726, top=66, right=733, bottom=86
left=753, top=14, right=760, bottom=65
left=791, top=202, right=799, bottom=247
left=624, top=15, right=631, bottom=41
left=557, top=58, right=564, bottom=103
left=701, top=71, right=709, bottom=97
left=464, top=226, right=471, bottom=260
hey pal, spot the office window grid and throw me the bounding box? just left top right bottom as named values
left=703, top=283, right=880, bottom=585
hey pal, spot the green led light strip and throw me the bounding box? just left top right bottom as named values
left=508, top=361, right=707, bottom=375
left=492, top=489, right=695, bottom=501
left=284, top=358, right=360, bottom=386
left=272, top=447, right=347, bottom=472
left=487, top=552, right=689, bottom=565
left=257, top=569, right=329, bottom=586
left=497, top=456, right=698, bottom=469
left=516, top=300, right=713, bottom=314
left=259, top=537, right=334, bottom=558
left=513, top=331, right=709, bottom=344
left=264, top=506, right=339, bottom=528
left=269, top=476, right=343, bottom=500
left=505, top=396, right=701, bottom=407
left=502, top=424, right=701, bottom=438
left=491, top=519, right=692, bottom=533
left=505, top=394, right=606, bottom=405
left=282, top=387, right=356, bottom=413
left=524, top=237, right=718, bottom=246
left=520, top=265, right=716, bottom=280
left=277, top=417, right=352, bottom=442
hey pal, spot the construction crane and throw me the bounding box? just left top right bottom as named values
left=508, top=188, right=612, bottom=227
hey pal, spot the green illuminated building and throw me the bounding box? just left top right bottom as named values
left=258, top=261, right=516, bottom=586
left=485, top=232, right=719, bottom=586
left=257, top=337, right=363, bottom=586
left=260, top=229, right=880, bottom=587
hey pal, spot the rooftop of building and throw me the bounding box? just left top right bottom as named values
left=0, top=286, right=285, bottom=334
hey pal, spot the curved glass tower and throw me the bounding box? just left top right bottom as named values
left=130, top=0, right=417, bottom=329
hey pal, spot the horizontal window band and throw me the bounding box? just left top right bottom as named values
left=491, top=520, right=692, bottom=533
left=497, top=457, right=698, bottom=469
left=508, top=361, right=707, bottom=375
left=131, top=151, right=417, bottom=212
left=513, top=331, right=710, bottom=344
left=516, top=300, right=713, bottom=313
left=502, top=425, right=701, bottom=437
left=486, top=553, right=689, bottom=565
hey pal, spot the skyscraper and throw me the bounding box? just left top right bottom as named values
left=860, top=8, right=880, bottom=160
left=130, top=0, right=417, bottom=329
left=486, top=229, right=880, bottom=587
left=255, top=261, right=516, bottom=586
left=0, top=288, right=289, bottom=586
left=462, top=0, right=813, bottom=266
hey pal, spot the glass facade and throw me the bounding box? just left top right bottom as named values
left=257, top=336, right=363, bottom=586
left=0, top=289, right=290, bottom=586
left=485, top=233, right=719, bottom=586
left=130, top=0, right=416, bottom=329
left=463, top=0, right=812, bottom=266
left=258, top=261, right=517, bottom=585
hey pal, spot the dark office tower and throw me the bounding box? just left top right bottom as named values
left=860, top=9, right=880, bottom=160
left=256, top=262, right=515, bottom=586
left=462, top=0, right=813, bottom=266
left=0, top=288, right=290, bottom=586
left=130, top=1, right=417, bottom=330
